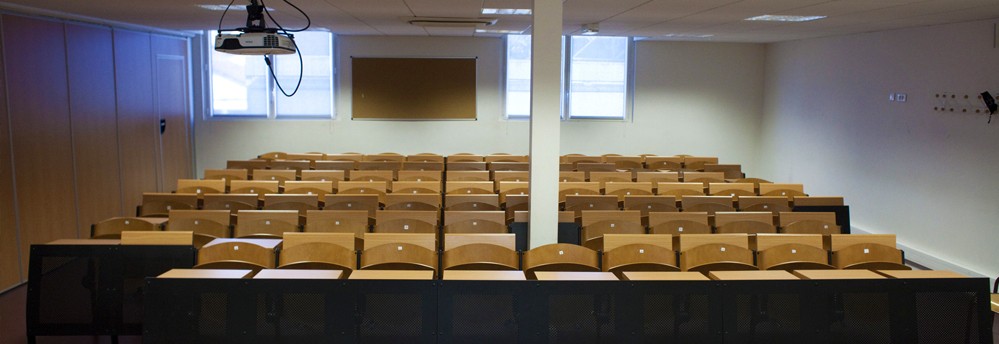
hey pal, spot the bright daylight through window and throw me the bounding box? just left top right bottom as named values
left=209, top=30, right=333, bottom=118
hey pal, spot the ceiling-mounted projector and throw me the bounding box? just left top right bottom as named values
left=215, top=31, right=295, bottom=55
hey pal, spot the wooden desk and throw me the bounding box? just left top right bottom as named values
left=203, top=238, right=283, bottom=250
left=622, top=271, right=709, bottom=281
left=443, top=270, right=526, bottom=281
left=158, top=269, right=252, bottom=279
left=708, top=270, right=799, bottom=281
left=991, top=294, right=999, bottom=314
left=348, top=270, right=434, bottom=280
left=792, top=269, right=885, bottom=280
left=876, top=270, right=967, bottom=279
left=46, top=239, right=121, bottom=245
left=534, top=271, right=618, bottom=281
left=254, top=269, right=343, bottom=280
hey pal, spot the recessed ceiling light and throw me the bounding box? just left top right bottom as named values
left=475, top=29, right=525, bottom=34
left=745, top=14, right=825, bottom=22
left=198, top=4, right=275, bottom=11
left=482, top=8, right=532, bottom=15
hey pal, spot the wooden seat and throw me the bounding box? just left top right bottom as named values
left=446, top=154, right=484, bottom=162
left=604, top=182, right=654, bottom=202
left=374, top=210, right=439, bottom=234
left=323, top=194, right=379, bottom=218
left=383, top=193, right=441, bottom=211
left=446, top=161, right=487, bottom=171
left=268, top=160, right=311, bottom=172
left=558, top=182, right=601, bottom=202
left=759, top=183, right=806, bottom=198
left=485, top=154, right=529, bottom=163
left=623, top=195, right=678, bottom=226
left=644, top=156, right=683, bottom=170
left=446, top=181, right=495, bottom=195
left=564, top=195, right=620, bottom=212
left=714, top=211, right=776, bottom=234
left=681, top=196, right=735, bottom=214
left=490, top=171, right=528, bottom=182
left=523, top=244, right=600, bottom=279
left=681, top=156, right=719, bottom=171
left=753, top=234, right=832, bottom=270
left=91, top=217, right=166, bottom=239
left=360, top=233, right=437, bottom=273
left=443, top=211, right=506, bottom=233
left=497, top=181, right=529, bottom=203
left=588, top=171, right=632, bottom=183
left=348, top=170, right=393, bottom=182
left=444, top=194, right=501, bottom=211
left=202, top=193, right=259, bottom=213
left=284, top=153, right=324, bottom=162
left=574, top=162, right=616, bottom=172
left=558, top=171, right=586, bottom=182
left=195, top=238, right=280, bottom=270
left=604, top=156, right=644, bottom=171
left=278, top=232, right=356, bottom=273
left=828, top=234, right=909, bottom=270
left=257, top=151, right=288, bottom=160
left=337, top=181, right=388, bottom=203
left=708, top=183, right=756, bottom=197
left=401, top=161, right=444, bottom=171
left=252, top=169, right=296, bottom=182
left=363, top=153, right=405, bottom=162
left=682, top=172, right=726, bottom=185
left=226, top=160, right=269, bottom=173
left=656, top=182, right=705, bottom=197
left=234, top=210, right=299, bottom=238
left=304, top=210, right=368, bottom=249
left=488, top=162, right=529, bottom=171
left=139, top=192, right=198, bottom=217
left=229, top=180, right=280, bottom=198
left=565, top=155, right=603, bottom=166
left=505, top=195, right=530, bottom=214
left=792, top=196, right=844, bottom=207
left=703, top=164, right=743, bottom=179
left=677, top=234, right=756, bottom=272
left=648, top=212, right=710, bottom=235
left=356, top=161, right=402, bottom=171
left=405, top=153, right=445, bottom=163
left=176, top=179, right=225, bottom=194
left=282, top=181, right=335, bottom=197
left=396, top=170, right=442, bottom=182
left=636, top=171, right=681, bottom=185
left=738, top=196, right=791, bottom=213
left=579, top=210, right=645, bottom=251
left=262, top=194, right=319, bottom=217
left=779, top=212, right=840, bottom=234
left=313, top=160, right=355, bottom=171
left=442, top=233, right=518, bottom=270
left=390, top=181, right=441, bottom=194
left=167, top=209, right=231, bottom=247
left=602, top=234, right=678, bottom=276
left=446, top=171, right=490, bottom=181
left=203, top=169, right=248, bottom=186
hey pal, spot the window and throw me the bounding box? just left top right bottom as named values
left=504, top=34, right=632, bottom=120
left=209, top=31, right=334, bottom=118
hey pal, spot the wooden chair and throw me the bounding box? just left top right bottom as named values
left=708, top=183, right=756, bottom=197
left=313, top=160, right=356, bottom=171
left=714, top=211, right=776, bottom=234
left=792, top=196, right=844, bottom=207
left=565, top=155, right=603, bottom=166
left=681, top=156, right=719, bottom=171
left=676, top=234, right=756, bottom=272
left=233, top=210, right=299, bottom=238
left=401, top=161, right=444, bottom=171
left=278, top=232, right=356, bottom=274
left=644, top=156, right=683, bottom=170
left=778, top=212, right=840, bottom=234
left=374, top=210, right=439, bottom=234
left=623, top=195, right=678, bottom=226
left=564, top=195, right=620, bottom=212
left=497, top=181, right=529, bottom=203
left=282, top=181, right=335, bottom=197
left=195, top=238, right=281, bottom=270
left=363, top=153, right=405, bottom=162
left=445, top=194, right=501, bottom=211
left=575, top=162, right=616, bottom=172
left=485, top=154, right=529, bottom=163
left=323, top=194, right=379, bottom=218
left=360, top=233, right=437, bottom=273
left=442, top=233, right=518, bottom=270
left=738, top=196, right=791, bottom=213
left=703, top=164, right=743, bottom=179
left=759, top=183, right=806, bottom=198
left=443, top=211, right=506, bottom=233
left=446, top=171, right=490, bottom=181
left=304, top=210, right=369, bottom=249
left=636, top=171, right=680, bottom=185
left=356, top=161, right=402, bottom=171
left=522, top=244, right=600, bottom=279
left=488, top=162, right=529, bottom=171
left=406, top=153, right=445, bottom=163
left=176, top=179, right=225, bottom=194
left=284, top=153, right=324, bottom=162
left=338, top=181, right=388, bottom=203
left=167, top=210, right=231, bottom=247
left=588, top=171, right=632, bottom=184
left=447, top=154, right=484, bottom=162
left=139, top=192, right=198, bottom=217
left=384, top=194, right=441, bottom=211
left=828, top=234, right=909, bottom=270
left=202, top=193, right=259, bottom=213
left=604, top=182, right=654, bottom=202
left=268, top=160, right=311, bottom=172
left=446, top=181, right=494, bottom=195
left=349, top=170, right=394, bottom=182
left=579, top=210, right=645, bottom=251
left=558, top=182, right=601, bottom=202
left=753, top=234, right=832, bottom=270
left=229, top=180, right=280, bottom=198
left=91, top=217, right=167, bottom=239
left=681, top=196, right=735, bottom=214
left=656, top=182, right=705, bottom=198
left=446, top=162, right=488, bottom=171
left=203, top=169, right=248, bottom=186
left=682, top=172, right=726, bottom=185
left=604, top=156, right=644, bottom=171
left=299, top=170, right=345, bottom=184
left=396, top=170, right=442, bottom=182
left=390, top=181, right=441, bottom=194
left=227, top=160, right=268, bottom=173
left=602, top=234, right=678, bottom=276
left=252, top=169, right=296, bottom=182
left=262, top=194, right=319, bottom=218
left=257, top=152, right=288, bottom=160
left=648, top=212, right=710, bottom=235
left=558, top=171, right=586, bottom=182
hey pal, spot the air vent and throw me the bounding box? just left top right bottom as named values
left=405, top=17, right=497, bottom=28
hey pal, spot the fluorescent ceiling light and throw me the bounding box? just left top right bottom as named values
left=475, top=29, right=525, bottom=34
left=482, top=8, right=532, bottom=15
left=745, top=14, right=825, bottom=22
left=198, top=4, right=275, bottom=11
left=661, top=33, right=714, bottom=38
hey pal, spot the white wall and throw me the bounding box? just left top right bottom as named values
left=195, top=36, right=766, bottom=174
left=760, top=19, right=999, bottom=278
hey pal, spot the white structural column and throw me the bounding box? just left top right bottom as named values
left=528, top=0, right=562, bottom=248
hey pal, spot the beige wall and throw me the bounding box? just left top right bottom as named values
left=760, top=19, right=999, bottom=278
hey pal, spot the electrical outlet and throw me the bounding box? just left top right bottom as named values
left=896, top=93, right=907, bottom=102
left=889, top=93, right=896, bottom=101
